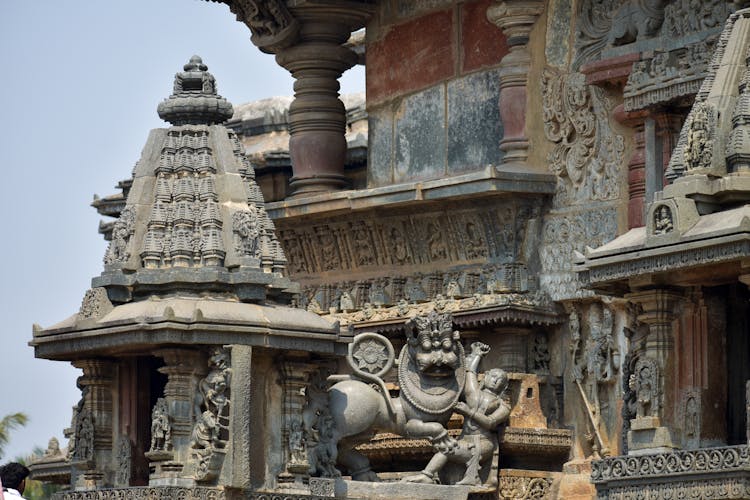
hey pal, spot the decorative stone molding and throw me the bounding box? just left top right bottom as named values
left=585, top=239, right=750, bottom=284
left=573, top=0, right=729, bottom=70
left=591, top=444, right=750, bottom=481
left=53, top=486, right=225, bottom=500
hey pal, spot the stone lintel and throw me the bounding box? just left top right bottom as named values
left=581, top=53, right=640, bottom=87
left=265, top=166, right=556, bottom=220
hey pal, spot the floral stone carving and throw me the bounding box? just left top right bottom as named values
left=541, top=70, right=623, bottom=205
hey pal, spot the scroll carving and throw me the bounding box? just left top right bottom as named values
left=541, top=70, right=623, bottom=205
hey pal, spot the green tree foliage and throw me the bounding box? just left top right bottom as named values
left=0, top=412, right=28, bottom=459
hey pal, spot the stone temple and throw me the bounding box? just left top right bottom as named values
left=28, top=1, right=750, bottom=499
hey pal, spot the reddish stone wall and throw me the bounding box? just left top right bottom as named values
left=367, top=0, right=507, bottom=106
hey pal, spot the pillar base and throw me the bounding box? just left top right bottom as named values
left=627, top=418, right=678, bottom=455
left=289, top=174, right=348, bottom=197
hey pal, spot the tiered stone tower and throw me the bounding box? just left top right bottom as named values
left=30, top=57, right=345, bottom=497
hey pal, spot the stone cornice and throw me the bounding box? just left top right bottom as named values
left=265, top=166, right=556, bottom=220
left=580, top=234, right=750, bottom=291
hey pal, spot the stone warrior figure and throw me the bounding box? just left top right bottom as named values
left=149, top=398, right=172, bottom=452
left=405, top=342, right=510, bottom=487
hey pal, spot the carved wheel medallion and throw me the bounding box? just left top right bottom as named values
left=397, top=343, right=466, bottom=416
left=347, top=332, right=395, bottom=379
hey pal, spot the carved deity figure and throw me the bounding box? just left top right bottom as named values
left=532, top=335, right=551, bottom=373
left=190, top=347, right=231, bottom=480
left=232, top=208, right=260, bottom=258
left=105, top=207, right=136, bottom=265
left=654, top=205, right=674, bottom=234
left=684, top=103, right=713, bottom=171
left=404, top=342, right=510, bottom=488
left=632, top=358, right=660, bottom=419
left=288, top=419, right=306, bottom=465
left=149, top=398, right=172, bottom=452
left=43, top=437, right=62, bottom=459
left=74, top=409, right=94, bottom=462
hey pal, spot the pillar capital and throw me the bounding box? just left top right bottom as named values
left=486, top=0, right=543, bottom=46
left=626, top=288, right=683, bottom=326
left=223, top=0, right=374, bottom=197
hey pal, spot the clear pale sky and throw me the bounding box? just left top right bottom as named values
left=0, top=0, right=364, bottom=462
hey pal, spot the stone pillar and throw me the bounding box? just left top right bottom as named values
left=277, top=358, right=320, bottom=490
left=625, top=289, right=683, bottom=454
left=151, top=348, right=206, bottom=485
left=492, top=327, right=530, bottom=373
left=224, top=1, right=372, bottom=197
left=71, top=359, right=115, bottom=488
left=487, top=0, right=543, bottom=167
left=614, top=107, right=648, bottom=228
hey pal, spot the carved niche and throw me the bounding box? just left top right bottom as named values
left=541, top=70, right=623, bottom=205
left=653, top=204, right=674, bottom=235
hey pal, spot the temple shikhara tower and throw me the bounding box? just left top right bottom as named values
left=28, top=1, right=750, bottom=499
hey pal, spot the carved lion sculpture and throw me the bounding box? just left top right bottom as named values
left=317, top=311, right=465, bottom=481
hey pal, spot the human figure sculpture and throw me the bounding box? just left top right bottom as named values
left=149, top=398, right=172, bottom=452
left=404, top=342, right=510, bottom=487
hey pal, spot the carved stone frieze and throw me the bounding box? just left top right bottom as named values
left=624, top=37, right=717, bottom=110
left=276, top=199, right=541, bottom=277
left=573, top=0, right=729, bottom=69
left=596, top=478, right=750, bottom=499
left=541, top=70, right=623, bottom=205
left=498, top=474, right=553, bottom=499
left=662, top=0, right=730, bottom=38
left=53, top=486, right=225, bottom=500
left=540, top=207, right=618, bottom=301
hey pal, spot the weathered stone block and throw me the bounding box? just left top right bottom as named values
left=367, top=9, right=455, bottom=104
left=447, top=69, right=503, bottom=173
left=367, top=107, right=394, bottom=187
left=394, top=85, right=446, bottom=183
left=461, top=0, right=508, bottom=73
